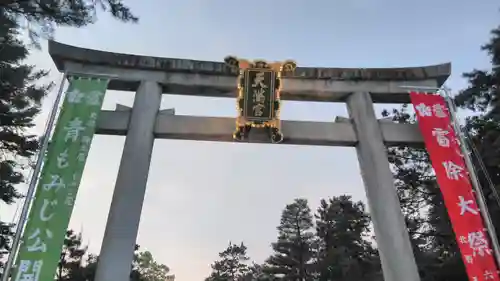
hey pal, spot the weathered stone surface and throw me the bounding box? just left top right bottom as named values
left=63, top=61, right=442, bottom=103
left=49, top=41, right=451, bottom=85
left=95, top=110, right=424, bottom=147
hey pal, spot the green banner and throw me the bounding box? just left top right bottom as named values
left=12, top=76, right=109, bottom=281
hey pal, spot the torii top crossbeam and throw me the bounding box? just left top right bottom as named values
left=48, top=40, right=450, bottom=104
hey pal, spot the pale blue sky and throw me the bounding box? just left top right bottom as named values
left=4, top=0, right=500, bottom=280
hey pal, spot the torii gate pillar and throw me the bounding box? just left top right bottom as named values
left=347, top=92, right=420, bottom=281
left=94, top=81, right=162, bottom=281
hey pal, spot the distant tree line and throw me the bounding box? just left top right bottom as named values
left=55, top=230, right=172, bottom=281
left=204, top=196, right=379, bottom=281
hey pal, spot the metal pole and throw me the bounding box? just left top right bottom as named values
left=1, top=73, right=68, bottom=281
left=444, top=91, right=500, bottom=268
left=399, top=85, right=442, bottom=91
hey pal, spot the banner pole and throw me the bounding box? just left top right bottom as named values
left=1, top=72, right=68, bottom=281
left=443, top=89, right=500, bottom=269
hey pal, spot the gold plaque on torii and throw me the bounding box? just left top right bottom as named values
left=224, top=56, right=297, bottom=143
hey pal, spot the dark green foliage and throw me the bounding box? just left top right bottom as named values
left=1, top=0, right=138, bottom=45
left=0, top=222, right=14, bottom=271
left=314, top=195, right=380, bottom=281
left=243, top=263, right=276, bottom=281
left=0, top=9, right=51, bottom=273
left=264, top=198, right=315, bottom=280
left=204, top=197, right=381, bottom=281
left=205, top=242, right=250, bottom=281
left=455, top=26, right=500, bottom=119
left=133, top=250, right=173, bottom=281
left=205, top=243, right=279, bottom=281
left=56, top=230, right=93, bottom=281
left=55, top=231, right=170, bottom=281
left=0, top=10, right=49, bottom=202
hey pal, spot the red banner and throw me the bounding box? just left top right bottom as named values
left=410, top=92, right=499, bottom=281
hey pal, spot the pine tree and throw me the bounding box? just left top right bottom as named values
left=264, top=198, right=315, bottom=280
left=205, top=242, right=250, bottom=281
left=2, top=0, right=137, bottom=45
left=455, top=25, right=500, bottom=120
left=56, top=236, right=172, bottom=281
left=0, top=222, right=14, bottom=272
left=314, top=195, right=379, bottom=281
left=242, top=263, right=276, bottom=281
left=134, top=250, right=173, bottom=281
left=56, top=230, right=90, bottom=281
left=0, top=10, right=51, bottom=273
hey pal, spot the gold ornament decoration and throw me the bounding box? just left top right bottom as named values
left=224, top=56, right=297, bottom=143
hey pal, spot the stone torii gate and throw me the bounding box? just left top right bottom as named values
left=48, top=40, right=451, bottom=281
